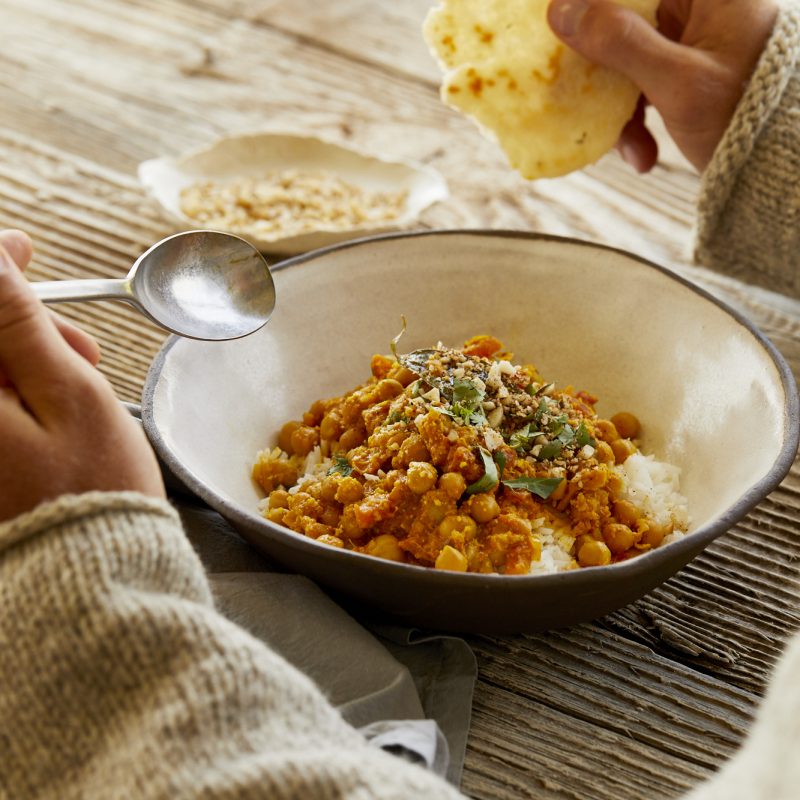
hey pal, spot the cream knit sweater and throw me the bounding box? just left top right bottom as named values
left=0, top=493, right=462, bottom=799
left=4, top=9, right=800, bottom=800
left=696, top=1, right=800, bottom=296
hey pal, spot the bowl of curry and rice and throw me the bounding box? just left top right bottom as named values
left=142, top=230, right=798, bottom=633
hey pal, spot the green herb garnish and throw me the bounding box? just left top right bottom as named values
left=537, top=441, right=564, bottom=461
left=555, top=423, right=575, bottom=446
left=494, top=449, right=507, bottom=480
left=390, top=315, right=407, bottom=361
left=453, top=378, right=483, bottom=406
left=400, top=349, right=451, bottom=396
left=508, top=423, right=542, bottom=452
left=533, top=398, right=550, bottom=423
left=501, top=476, right=563, bottom=499
left=447, top=378, right=487, bottom=426
left=327, top=455, right=353, bottom=477
left=575, top=422, right=596, bottom=448
left=466, top=448, right=499, bottom=495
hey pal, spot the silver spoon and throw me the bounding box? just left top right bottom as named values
left=32, top=230, right=276, bottom=341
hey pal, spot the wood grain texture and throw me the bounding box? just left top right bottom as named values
left=2, top=2, right=800, bottom=798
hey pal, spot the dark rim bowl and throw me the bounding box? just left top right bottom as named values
left=142, top=230, right=799, bottom=634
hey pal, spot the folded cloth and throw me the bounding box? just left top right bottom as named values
left=176, top=500, right=477, bottom=787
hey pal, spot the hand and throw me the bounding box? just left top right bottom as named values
left=0, top=230, right=101, bottom=384
left=0, top=230, right=165, bottom=522
left=547, top=0, right=780, bottom=172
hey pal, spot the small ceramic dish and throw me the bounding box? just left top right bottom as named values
left=142, top=231, right=799, bottom=633
left=138, top=133, right=449, bottom=255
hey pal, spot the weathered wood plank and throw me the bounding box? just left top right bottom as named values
left=462, top=627, right=755, bottom=799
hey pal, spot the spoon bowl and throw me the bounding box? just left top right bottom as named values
left=33, top=230, right=276, bottom=341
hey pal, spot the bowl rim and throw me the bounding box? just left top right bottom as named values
left=142, top=228, right=800, bottom=588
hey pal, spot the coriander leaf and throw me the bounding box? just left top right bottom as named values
left=575, top=422, right=596, bottom=448
left=537, top=441, right=563, bottom=461
left=508, top=423, right=543, bottom=452
left=466, top=448, right=499, bottom=495
left=556, top=423, right=575, bottom=446
left=533, top=398, right=550, bottom=423
left=327, top=455, right=353, bottom=477
left=389, top=315, right=407, bottom=361
left=501, top=476, right=563, bottom=499
left=494, top=449, right=507, bottom=480
left=452, top=378, right=483, bottom=409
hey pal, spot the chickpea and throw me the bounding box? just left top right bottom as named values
left=394, top=434, right=431, bottom=468
left=438, top=471, right=467, bottom=500
left=603, top=523, right=636, bottom=555
left=278, top=420, right=301, bottom=453
left=467, top=493, right=500, bottom=523
left=407, top=461, right=438, bottom=494
left=371, top=353, right=393, bottom=379
left=437, top=515, right=478, bottom=541
left=288, top=492, right=321, bottom=519
left=594, top=419, right=620, bottom=443
left=268, top=489, right=290, bottom=510
left=421, top=494, right=448, bottom=525
left=335, top=476, right=364, bottom=505
left=320, top=476, right=339, bottom=503
left=266, top=507, right=287, bottom=525
left=594, top=440, right=615, bottom=465
left=317, top=533, right=344, bottom=548
left=641, top=520, right=673, bottom=548
left=611, top=438, right=637, bottom=464
left=606, top=472, right=625, bottom=497
left=338, top=426, right=365, bottom=452
left=611, top=412, right=640, bottom=440
left=366, top=534, right=405, bottom=562
left=338, top=507, right=367, bottom=540
left=435, top=545, right=469, bottom=572
left=305, top=521, right=334, bottom=539
left=613, top=499, right=640, bottom=527
left=577, top=539, right=612, bottom=567
left=310, top=399, right=327, bottom=419
left=578, top=468, right=607, bottom=491
left=290, top=425, right=319, bottom=457
left=574, top=533, right=598, bottom=552
left=320, top=413, right=343, bottom=442
left=319, top=505, right=341, bottom=528
left=374, top=378, right=404, bottom=401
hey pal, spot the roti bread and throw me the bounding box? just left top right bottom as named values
left=423, top=0, right=658, bottom=179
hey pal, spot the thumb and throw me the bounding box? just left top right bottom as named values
left=548, top=0, right=689, bottom=104
left=0, top=245, right=79, bottom=416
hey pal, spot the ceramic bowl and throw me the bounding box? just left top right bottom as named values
left=142, top=231, right=799, bottom=633
left=138, top=133, right=448, bottom=255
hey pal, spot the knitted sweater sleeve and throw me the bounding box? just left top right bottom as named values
left=0, top=492, right=461, bottom=800
left=695, top=2, right=800, bottom=296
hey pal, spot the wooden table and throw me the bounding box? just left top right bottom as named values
left=3, top=2, right=799, bottom=797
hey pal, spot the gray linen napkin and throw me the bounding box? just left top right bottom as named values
left=176, top=500, right=476, bottom=787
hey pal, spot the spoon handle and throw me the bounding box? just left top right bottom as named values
left=32, top=278, right=133, bottom=304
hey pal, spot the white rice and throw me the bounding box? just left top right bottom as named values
left=615, top=452, right=689, bottom=533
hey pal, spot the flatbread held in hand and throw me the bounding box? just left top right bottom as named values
left=423, top=0, right=658, bottom=179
